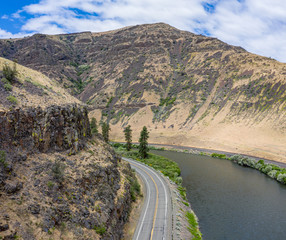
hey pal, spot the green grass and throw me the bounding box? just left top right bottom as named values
left=94, top=225, right=106, bottom=235
left=113, top=143, right=189, bottom=198
left=127, top=171, right=142, bottom=201
left=116, top=148, right=181, bottom=185
left=0, top=150, right=8, bottom=168
left=211, top=153, right=226, bottom=159
left=7, top=95, right=18, bottom=105
left=159, top=97, right=176, bottom=106
left=4, top=83, right=12, bottom=91
left=113, top=143, right=203, bottom=239
left=185, top=211, right=202, bottom=240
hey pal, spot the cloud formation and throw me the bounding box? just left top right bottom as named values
left=1, top=0, right=286, bottom=62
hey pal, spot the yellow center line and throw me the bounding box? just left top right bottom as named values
left=129, top=162, right=159, bottom=240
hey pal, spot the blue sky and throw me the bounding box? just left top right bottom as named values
left=1, top=0, right=286, bottom=62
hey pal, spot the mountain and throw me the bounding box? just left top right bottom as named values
left=1, top=23, right=286, bottom=162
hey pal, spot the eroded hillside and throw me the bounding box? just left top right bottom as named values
left=0, top=61, right=139, bottom=239
left=1, top=23, right=286, bottom=162
left=0, top=105, right=138, bottom=240
left=0, top=57, right=80, bottom=111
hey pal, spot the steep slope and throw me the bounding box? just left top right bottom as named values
left=0, top=59, right=139, bottom=239
left=1, top=23, right=286, bottom=162
left=0, top=57, right=81, bottom=111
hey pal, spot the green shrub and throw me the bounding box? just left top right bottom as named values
left=2, top=62, right=17, bottom=83
left=211, top=153, right=226, bottom=159
left=4, top=83, right=12, bottom=91
left=176, top=176, right=183, bottom=185
left=183, top=201, right=190, bottom=207
left=178, top=185, right=187, bottom=200
left=47, top=181, right=54, bottom=189
left=51, top=159, right=65, bottom=182
left=255, top=163, right=263, bottom=170
left=261, top=164, right=273, bottom=174
left=90, top=117, right=98, bottom=135
left=159, top=97, right=176, bottom=106
left=185, top=211, right=202, bottom=240
left=257, top=159, right=265, bottom=165
left=94, top=225, right=106, bottom=235
left=277, top=173, right=286, bottom=184
left=6, top=95, right=17, bottom=104
left=128, top=175, right=141, bottom=201
left=267, top=170, right=277, bottom=179
left=1, top=78, right=9, bottom=84
left=0, top=150, right=8, bottom=168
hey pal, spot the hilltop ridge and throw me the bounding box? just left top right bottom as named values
left=1, top=23, right=286, bottom=162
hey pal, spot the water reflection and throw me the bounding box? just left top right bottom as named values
left=152, top=150, right=286, bottom=240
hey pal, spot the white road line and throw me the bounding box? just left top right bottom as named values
left=132, top=164, right=151, bottom=240
left=125, top=158, right=169, bottom=240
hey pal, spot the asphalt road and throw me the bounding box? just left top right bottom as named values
left=123, top=157, right=172, bottom=240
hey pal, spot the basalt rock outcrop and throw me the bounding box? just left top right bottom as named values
left=0, top=138, right=136, bottom=239
left=0, top=104, right=91, bottom=154
left=0, top=105, right=138, bottom=239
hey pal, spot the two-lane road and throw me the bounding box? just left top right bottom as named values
left=123, top=157, right=172, bottom=240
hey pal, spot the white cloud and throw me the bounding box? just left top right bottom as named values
left=204, top=0, right=286, bottom=61
left=1, top=15, right=9, bottom=20
left=22, top=0, right=207, bottom=33
left=1, top=0, right=286, bottom=62
left=0, top=28, right=28, bottom=39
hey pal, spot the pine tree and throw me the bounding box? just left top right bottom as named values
left=90, top=117, right=98, bottom=135
left=124, top=125, right=132, bottom=151
left=139, top=126, right=149, bottom=159
left=101, top=122, right=110, bottom=143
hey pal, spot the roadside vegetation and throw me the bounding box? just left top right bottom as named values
left=113, top=142, right=181, bottom=185
left=99, top=123, right=202, bottom=239
left=113, top=142, right=202, bottom=238
left=186, top=211, right=203, bottom=240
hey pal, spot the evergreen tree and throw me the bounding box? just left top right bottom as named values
left=101, top=122, right=110, bottom=143
left=124, top=125, right=132, bottom=151
left=139, top=126, right=149, bottom=159
left=90, top=117, right=98, bottom=135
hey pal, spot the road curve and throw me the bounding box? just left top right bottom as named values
left=123, top=157, right=172, bottom=240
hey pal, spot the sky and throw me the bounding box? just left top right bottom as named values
left=1, top=0, right=286, bottom=62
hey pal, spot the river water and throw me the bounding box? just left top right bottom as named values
left=151, top=150, right=286, bottom=240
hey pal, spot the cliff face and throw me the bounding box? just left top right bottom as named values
left=0, top=105, right=137, bottom=240
left=0, top=104, right=90, bottom=154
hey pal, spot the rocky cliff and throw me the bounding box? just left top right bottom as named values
left=0, top=104, right=90, bottom=154
left=0, top=105, right=138, bottom=239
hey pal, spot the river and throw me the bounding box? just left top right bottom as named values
left=151, top=150, right=286, bottom=240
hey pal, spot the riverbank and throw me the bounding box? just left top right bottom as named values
left=152, top=149, right=286, bottom=240
left=148, top=143, right=286, bottom=168
left=147, top=143, right=286, bottom=185
left=113, top=143, right=202, bottom=240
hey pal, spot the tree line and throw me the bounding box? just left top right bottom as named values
left=90, top=117, right=149, bottom=159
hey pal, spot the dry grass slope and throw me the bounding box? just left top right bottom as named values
left=1, top=23, right=286, bottom=162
